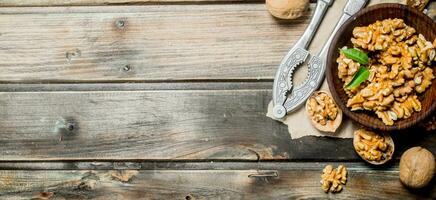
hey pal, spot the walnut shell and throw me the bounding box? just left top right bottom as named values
left=266, top=0, right=309, bottom=20
left=399, top=147, right=435, bottom=189
left=353, top=129, right=394, bottom=165
left=305, top=91, right=343, bottom=133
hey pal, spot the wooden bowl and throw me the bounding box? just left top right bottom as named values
left=326, top=3, right=436, bottom=131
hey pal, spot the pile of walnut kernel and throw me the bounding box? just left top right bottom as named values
left=354, top=129, right=392, bottom=162
left=337, top=18, right=435, bottom=125
left=320, top=165, right=347, bottom=193
left=307, top=92, right=339, bottom=126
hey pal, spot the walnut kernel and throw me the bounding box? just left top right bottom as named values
left=338, top=18, right=435, bottom=126
left=306, top=91, right=342, bottom=132
left=353, top=129, right=394, bottom=165
left=320, top=165, right=347, bottom=193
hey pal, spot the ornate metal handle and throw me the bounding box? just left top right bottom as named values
left=292, top=0, right=334, bottom=50
left=283, top=0, right=369, bottom=113
left=272, top=0, right=334, bottom=118
left=319, top=0, right=368, bottom=59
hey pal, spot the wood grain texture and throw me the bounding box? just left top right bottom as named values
left=0, top=0, right=263, bottom=6
left=0, top=0, right=323, bottom=6
left=0, top=89, right=434, bottom=161
left=327, top=3, right=436, bottom=131
left=0, top=89, right=289, bottom=160
left=0, top=82, right=274, bottom=92
left=0, top=5, right=311, bottom=83
left=0, top=164, right=434, bottom=199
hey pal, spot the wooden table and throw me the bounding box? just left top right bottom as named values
left=0, top=0, right=435, bottom=199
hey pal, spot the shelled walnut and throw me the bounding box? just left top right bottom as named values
left=338, top=18, right=435, bottom=126
left=376, top=95, right=421, bottom=125
left=337, top=53, right=361, bottom=85
left=320, top=165, right=347, bottom=193
left=305, top=91, right=343, bottom=133
left=407, top=0, right=430, bottom=11
left=353, top=129, right=394, bottom=165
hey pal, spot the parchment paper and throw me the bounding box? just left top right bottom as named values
left=266, top=0, right=406, bottom=139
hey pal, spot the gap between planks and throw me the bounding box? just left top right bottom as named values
left=0, top=161, right=399, bottom=171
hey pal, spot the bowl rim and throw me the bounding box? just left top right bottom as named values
left=326, top=3, right=436, bottom=131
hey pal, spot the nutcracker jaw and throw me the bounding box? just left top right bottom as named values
left=272, top=0, right=333, bottom=119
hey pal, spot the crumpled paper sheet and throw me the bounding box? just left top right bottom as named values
left=266, top=0, right=405, bottom=139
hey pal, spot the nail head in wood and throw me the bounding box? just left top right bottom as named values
left=123, top=65, right=131, bottom=72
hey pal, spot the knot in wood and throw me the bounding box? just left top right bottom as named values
left=65, top=48, right=81, bottom=62
left=66, top=122, right=75, bottom=131
left=115, top=19, right=126, bottom=29
left=54, top=118, right=77, bottom=134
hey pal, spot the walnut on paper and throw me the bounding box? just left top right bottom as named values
left=306, top=91, right=342, bottom=133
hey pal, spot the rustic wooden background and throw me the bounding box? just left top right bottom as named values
left=0, top=0, right=435, bottom=199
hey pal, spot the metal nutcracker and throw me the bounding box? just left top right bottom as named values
left=272, top=0, right=369, bottom=119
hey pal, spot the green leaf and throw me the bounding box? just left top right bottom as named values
left=340, top=47, right=369, bottom=65
left=345, top=67, right=369, bottom=89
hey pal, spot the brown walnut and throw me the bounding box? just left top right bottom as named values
left=399, top=146, right=435, bottom=189
left=266, top=0, right=309, bottom=20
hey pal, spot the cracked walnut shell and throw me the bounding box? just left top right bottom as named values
left=320, top=165, right=347, bottom=193
left=305, top=91, right=343, bottom=133
left=353, top=129, right=394, bottom=165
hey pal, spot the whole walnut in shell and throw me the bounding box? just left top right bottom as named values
left=266, top=0, right=309, bottom=20
left=399, top=147, right=435, bottom=189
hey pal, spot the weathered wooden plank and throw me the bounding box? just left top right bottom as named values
left=0, top=0, right=325, bottom=6
left=2, top=0, right=310, bottom=6
left=0, top=82, right=273, bottom=92
left=0, top=5, right=311, bottom=83
left=0, top=0, right=264, bottom=6
left=0, top=89, right=289, bottom=160
left=0, top=90, right=434, bottom=161
left=0, top=165, right=434, bottom=199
